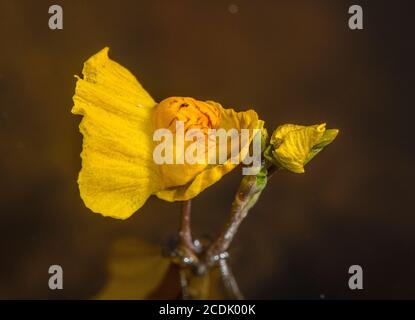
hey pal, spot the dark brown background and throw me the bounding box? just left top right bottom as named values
left=0, top=0, right=414, bottom=299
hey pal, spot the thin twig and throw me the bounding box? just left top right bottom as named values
left=177, top=200, right=198, bottom=299
left=219, top=259, right=244, bottom=300
left=206, top=194, right=249, bottom=260
left=177, top=165, right=276, bottom=299
left=180, top=200, right=194, bottom=251
left=179, top=269, right=190, bottom=300
left=206, top=174, right=263, bottom=261
left=177, top=200, right=198, bottom=265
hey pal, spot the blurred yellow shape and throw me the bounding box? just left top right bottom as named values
left=95, top=238, right=173, bottom=300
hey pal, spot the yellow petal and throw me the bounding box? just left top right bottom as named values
left=72, top=48, right=162, bottom=219
left=304, top=128, right=339, bottom=165
left=77, top=47, right=156, bottom=110
left=156, top=103, right=263, bottom=201
left=271, top=123, right=329, bottom=173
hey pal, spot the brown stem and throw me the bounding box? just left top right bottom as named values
left=176, top=164, right=275, bottom=299
left=206, top=193, right=248, bottom=260
left=177, top=200, right=198, bottom=299
left=219, top=259, right=244, bottom=300
left=206, top=174, right=264, bottom=263
left=180, top=200, right=194, bottom=252
left=179, top=268, right=190, bottom=300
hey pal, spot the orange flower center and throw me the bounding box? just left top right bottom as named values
left=153, top=97, right=220, bottom=134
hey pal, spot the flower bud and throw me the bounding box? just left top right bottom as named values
left=264, top=123, right=338, bottom=173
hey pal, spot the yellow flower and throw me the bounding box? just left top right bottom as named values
left=264, top=123, right=339, bottom=173
left=72, top=48, right=263, bottom=219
